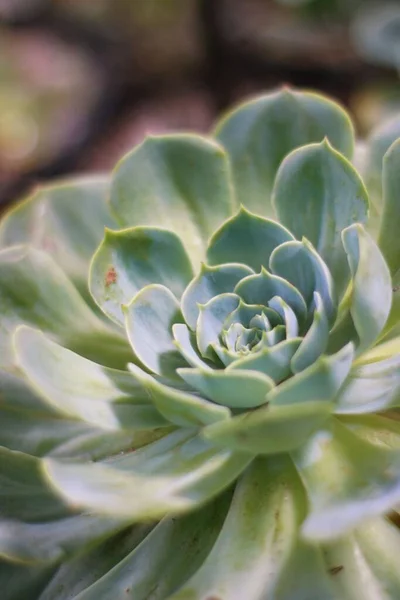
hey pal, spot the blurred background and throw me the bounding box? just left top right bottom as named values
left=0, top=0, right=399, bottom=211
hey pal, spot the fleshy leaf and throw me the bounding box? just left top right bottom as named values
left=14, top=327, right=167, bottom=431
left=177, top=368, right=274, bottom=408
left=235, top=268, right=307, bottom=325
left=268, top=343, right=354, bottom=406
left=110, top=134, right=235, bottom=266
left=270, top=239, right=336, bottom=323
left=196, top=293, right=240, bottom=359
left=291, top=291, right=329, bottom=373
left=273, top=140, right=368, bottom=298
left=172, top=324, right=212, bottom=370
left=228, top=338, right=302, bottom=382
left=90, top=227, right=193, bottom=327
left=0, top=177, right=113, bottom=301
left=202, top=401, right=333, bottom=454
left=268, top=296, right=299, bottom=338
left=68, top=495, right=231, bottom=600
left=170, top=455, right=304, bottom=600
left=378, top=138, right=400, bottom=275
left=342, top=223, right=392, bottom=353
left=124, top=284, right=187, bottom=379
left=222, top=300, right=276, bottom=330
left=43, top=431, right=252, bottom=520
left=0, top=562, right=55, bottom=600
left=0, top=246, right=131, bottom=371
left=181, top=263, right=253, bottom=330
left=294, top=419, right=400, bottom=540
left=206, top=207, right=294, bottom=272
left=335, top=354, right=400, bottom=414
left=129, top=363, right=230, bottom=427
left=365, top=113, right=400, bottom=205
left=215, top=88, right=354, bottom=215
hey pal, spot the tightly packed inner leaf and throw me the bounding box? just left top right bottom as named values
left=1, top=87, right=400, bottom=600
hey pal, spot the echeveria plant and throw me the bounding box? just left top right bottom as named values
left=1, top=88, right=400, bottom=600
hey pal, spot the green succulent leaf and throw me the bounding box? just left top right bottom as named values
left=273, top=140, right=368, bottom=298
left=365, top=114, right=400, bottom=205
left=294, top=419, right=400, bottom=541
left=235, top=268, right=307, bottom=324
left=377, top=138, right=400, bottom=276
left=227, top=338, right=302, bottom=382
left=342, top=223, right=392, bottom=354
left=172, top=324, right=212, bottom=370
left=270, top=239, right=337, bottom=325
left=202, top=401, right=333, bottom=454
left=177, top=367, right=275, bottom=409
left=110, top=134, right=235, bottom=266
left=181, top=262, right=253, bottom=330
left=0, top=246, right=132, bottom=371
left=0, top=177, right=114, bottom=303
left=90, top=227, right=193, bottom=327
left=14, top=327, right=167, bottom=431
left=291, top=291, right=330, bottom=373
left=335, top=353, right=400, bottom=413
left=206, top=207, right=294, bottom=272
left=170, top=455, right=304, bottom=600
left=43, top=431, right=252, bottom=520
left=129, top=363, right=230, bottom=427
left=69, top=495, right=231, bottom=600
left=268, top=343, right=354, bottom=407
left=124, top=284, right=187, bottom=379
left=196, top=293, right=240, bottom=359
left=0, top=562, right=55, bottom=600
left=37, top=525, right=153, bottom=600
left=215, top=88, right=354, bottom=215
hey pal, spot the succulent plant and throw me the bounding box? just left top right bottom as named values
left=1, top=87, right=400, bottom=600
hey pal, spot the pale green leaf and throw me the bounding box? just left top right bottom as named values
left=124, top=284, right=187, bottom=379
left=177, top=368, right=275, bottom=409
left=377, top=138, right=400, bottom=275
left=202, top=401, right=333, bottom=454
left=181, top=263, right=254, bottom=330
left=215, top=88, right=354, bottom=215
left=206, top=207, right=294, bottom=272
left=273, top=140, right=368, bottom=298
left=227, top=338, right=301, bottom=382
left=291, top=291, right=329, bottom=373
left=110, top=134, right=235, bottom=266
left=196, top=293, right=240, bottom=359
left=90, top=227, right=193, bottom=326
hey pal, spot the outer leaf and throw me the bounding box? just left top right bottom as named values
left=14, top=327, right=167, bottom=431
left=0, top=562, right=55, bottom=600
left=128, top=363, right=230, bottom=427
left=202, top=401, right=333, bottom=454
left=172, top=324, right=212, bottom=370
left=270, top=239, right=336, bottom=323
left=294, top=419, right=400, bottom=540
left=43, top=431, right=252, bottom=520
left=206, top=207, right=294, bottom=272
left=0, top=246, right=131, bottom=371
left=335, top=354, right=400, bottom=414
left=90, top=227, right=193, bottom=326
left=71, top=495, right=231, bottom=600
left=0, top=515, right=126, bottom=564
left=273, top=140, right=368, bottom=298
left=0, top=177, right=113, bottom=299
left=170, top=456, right=305, bottom=600
left=268, top=343, right=354, bottom=407
left=342, top=223, right=392, bottom=353
left=109, top=134, right=235, bottom=266
left=177, top=368, right=275, bottom=409
left=378, top=138, right=400, bottom=275
left=38, top=525, right=152, bottom=600
left=228, top=338, right=301, bottom=382
left=181, top=263, right=254, bottom=330
left=0, top=447, right=68, bottom=523
left=235, top=268, right=307, bottom=324
left=365, top=114, right=400, bottom=201
left=215, top=88, right=354, bottom=215
left=124, top=284, right=187, bottom=379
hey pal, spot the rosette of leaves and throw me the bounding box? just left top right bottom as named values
left=1, top=88, right=400, bottom=599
